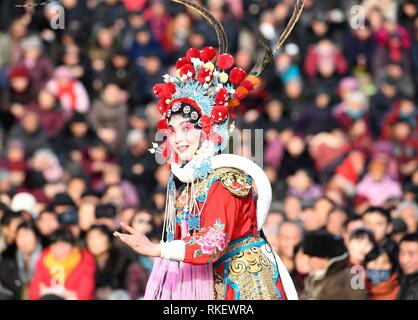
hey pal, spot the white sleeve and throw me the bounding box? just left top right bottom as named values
left=160, top=240, right=186, bottom=261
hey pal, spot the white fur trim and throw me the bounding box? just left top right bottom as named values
left=171, top=154, right=272, bottom=230
left=260, top=245, right=299, bottom=300
left=160, top=240, right=185, bottom=261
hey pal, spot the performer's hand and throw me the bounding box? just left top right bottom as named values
left=113, top=223, right=160, bottom=257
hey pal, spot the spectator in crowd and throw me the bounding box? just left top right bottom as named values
left=119, top=129, right=157, bottom=208
left=263, top=209, right=286, bottom=253
left=398, top=233, right=418, bottom=299
left=292, top=244, right=310, bottom=297
left=302, top=230, right=366, bottom=300
left=27, top=89, right=64, bottom=139
left=45, top=66, right=90, bottom=120
left=391, top=218, right=408, bottom=245
left=29, top=227, right=96, bottom=300
left=10, top=192, right=38, bottom=222
left=89, top=82, right=129, bottom=154
left=311, top=197, right=336, bottom=231
left=362, top=207, right=399, bottom=266
left=365, top=245, right=400, bottom=300
left=1, top=65, right=32, bottom=131
left=0, top=221, right=42, bottom=299
left=7, top=111, right=48, bottom=158
left=275, top=221, right=304, bottom=273
left=295, top=88, right=338, bottom=136
left=356, top=159, right=402, bottom=206
left=0, top=210, right=23, bottom=259
left=35, top=209, right=59, bottom=247
left=286, top=169, right=323, bottom=206
left=18, top=35, right=54, bottom=97
left=396, top=201, right=418, bottom=234
left=346, top=227, right=376, bottom=267
left=326, top=208, right=348, bottom=236
left=130, top=210, right=157, bottom=275
left=53, top=112, right=97, bottom=162
left=85, top=224, right=131, bottom=300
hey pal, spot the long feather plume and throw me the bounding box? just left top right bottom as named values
left=172, top=0, right=228, bottom=53
left=251, top=0, right=305, bottom=76
left=273, top=0, right=305, bottom=53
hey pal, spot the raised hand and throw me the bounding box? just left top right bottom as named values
left=113, top=223, right=160, bottom=257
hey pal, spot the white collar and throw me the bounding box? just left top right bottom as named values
left=171, top=154, right=272, bottom=231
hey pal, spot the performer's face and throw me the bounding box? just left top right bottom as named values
left=167, top=115, right=202, bottom=163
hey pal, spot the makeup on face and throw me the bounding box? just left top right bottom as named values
left=167, top=115, right=202, bottom=162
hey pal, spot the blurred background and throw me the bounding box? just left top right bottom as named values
left=0, top=0, right=417, bottom=300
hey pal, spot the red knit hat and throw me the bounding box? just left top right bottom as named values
left=8, top=65, right=29, bottom=80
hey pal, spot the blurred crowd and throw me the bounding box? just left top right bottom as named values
left=0, top=0, right=417, bottom=300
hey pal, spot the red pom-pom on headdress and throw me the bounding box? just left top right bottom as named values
left=230, top=67, right=246, bottom=84
left=216, top=53, right=235, bottom=70
left=176, top=57, right=191, bottom=69
left=179, top=64, right=195, bottom=78
left=186, top=48, right=201, bottom=60
left=215, top=88, right=229, bottom=106
left=200, top=47, right=217, bottom=62
left=197, top=68, right=213, bottom=84
left=211, top=105, right=229, bottom=123
left=153, top=82, right=176, bottom=100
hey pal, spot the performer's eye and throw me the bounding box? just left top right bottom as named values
left=182, top=123, right=194, bottom=132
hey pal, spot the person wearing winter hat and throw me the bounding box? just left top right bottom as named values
left=301, top=229, right=366, bottom=300
left=10, top=192, right=38, bottom=220
left=19, top=35, right=54, bottom=96
left=4, top=65, right=32, bottom=125
left=51, top=192, right=76, bottom=215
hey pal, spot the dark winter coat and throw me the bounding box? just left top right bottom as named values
left=302, top=254, right=367, bottom=300
left=398, top=272, right=418, bottom=300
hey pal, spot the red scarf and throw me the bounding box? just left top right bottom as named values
left=56, top=79, right=77, bottom=111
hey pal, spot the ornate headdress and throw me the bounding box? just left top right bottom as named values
left=151, top=0, right=305, bottom=179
